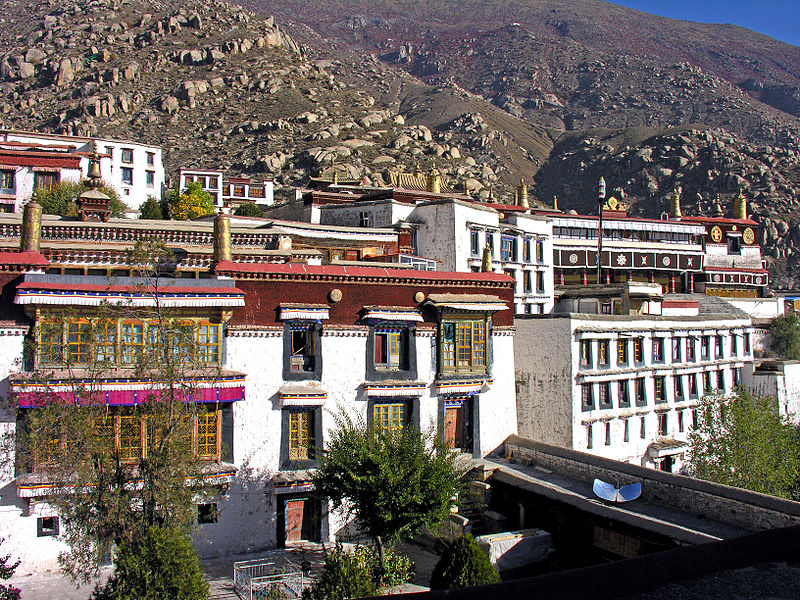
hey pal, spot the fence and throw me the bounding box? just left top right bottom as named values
left=233, top=559, right=306, bottom=600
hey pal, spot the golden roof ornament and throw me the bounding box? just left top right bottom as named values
left=669, top=187, right=682, bottom=218
left=517, top=178, right=529, bottom=209
left=481, top=242, right=493, bottom=272
left=733, top=190, right=747, bottom=220
left=426, top=162, right=441, bottom=194
left=553, top=195, right=559, bottom=211
left=713, top=194, right=724, bottom=217
left=413, top=163, right=422, bottom=178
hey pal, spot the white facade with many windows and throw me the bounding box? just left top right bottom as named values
left=514, top=289, right=753, bottom=471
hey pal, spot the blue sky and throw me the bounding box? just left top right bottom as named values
left=612, top=1, right=800, bottom=47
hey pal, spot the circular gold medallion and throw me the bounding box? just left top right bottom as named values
left=710, top=225, right=723, bottom=243
left=743, top=227, right=755, bottom=245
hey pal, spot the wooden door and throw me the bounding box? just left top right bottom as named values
left=285, top=499, right=306, bottom=542
left=444, top=406, right=463, bottom=450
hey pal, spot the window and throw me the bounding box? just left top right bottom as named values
left=38, top=321, right=63, bottom=365
left=678, top=410, right=684, bottom=433
left=600, top=302, right=612, bottom=315
left=34, top=171, right=59, bottom=192
left=733, top=367, right=742, bottom=387
left=687, top=337, right=696, bottom=362
left=690, top=373, right=699, bottom=398
left=288, top=410, right=314, bottom=460
left=674, top=375, right=684, bottom=400
left=672, top=338, right=682, bottom=362
left=67, top=320, right=91, bottom=365
left=604, top=422, right=611, bottom=446
left=289, top=324, right=317, bottom=373
left=197, top=503, right=218, bottom=524
left=586, top=424, right=593, bottom=449
left=121, top=321, right=145, bottom=365
left=692, top=409, right=699, bottom=429
left=0, top=170, right=13, bottom=189
left=523, top=271, right=532, bottom=293
left=470, top=230, right=480, bottom=256
left=744, top=333, right=751, bottom=354
left=374, top=328, right=404, bottom=371
left=581, top=383, right=594, bottom=411
left=146, top=170, right=155, bottom=187
left=536, top=271, right=545, bottom=293
left=146, top=151, right=155, bottom=166
left=728, top=236, right=741, bottom=255
left=623, top=418, right=630, bottom=442
left=717, top=369, right=725, bottom=392
left=486, top=233, right=495, bottom=258
left=105, top=146, right=114, bottom=159
left=701, top=336, right=710, bottom=360
left=618, top=380, right=630, bottom=408
left=715, top=335, right=724, bottom=359
left=440, top=318, right=487, bottom=375
left=37, top=516, right=59, bottom=537
left=658, top=413, right=668, bottom=436
left=95, top=320, right=117, bottom=364
left=500, top=236, right=516, bottom=262
left=536, top=240, right=544, bottom=263
left=580, top=340, right=593, bottom=368
left=654, top=376, right=666, bottom=403
left=118, top=414, right=143, bottom=461
left=703, top=371, right=712, bottom=394
left=635, top=378, right=646, bottom=406
left=249, top=186, right=265, bottom=198
left=208, top=176, right=219, bottom=190
left=121, top=167, right=133, bottom=185
left=233, top=185, right=246, bottom=198
left=196, top=409, right=219, bottom=459
left=633, top=337, right=643, bottom=363
left=599, top=381, right=611, bottom=408
left=640, top=417, right=646, bottom=439
left=121, top=148, right=134, bottom=163
left=373, top=401, right=406, bottom=435
left=617, top=340, right=628, bottom=365
left=652, top=338, right=664, bottom=363
left=195, top=322, right=219, bottom=364
left=523, top=238, right=531, bottom=262
left=730, top=334, right=738, bottom=357
left=598, top=340, right=610, bottom=367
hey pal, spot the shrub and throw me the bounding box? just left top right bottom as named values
left=233, top=202, right=264, bottom=217
left=770, top=312, right=800, bottom=360
left=430, top=534, right=500, bottom=590
left=167, top=182, right=215, bottom=220
left=34, top=180, right=128, bottom=217
left=93, top=525, right=208, bottom=600
left=0, top=537, right=20, bottom=600
left=139, top=196, right=164, bottom=220
left=305, top=544, right=413, bottom=600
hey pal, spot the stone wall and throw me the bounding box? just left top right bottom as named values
left=504, top=435, right=800, bottom=532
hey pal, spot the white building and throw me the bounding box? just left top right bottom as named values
left=178, top=169, right=274, bottom=211
left=0, top=130, right=164, bottom=211
left=514, top=283, right=754, bottom=471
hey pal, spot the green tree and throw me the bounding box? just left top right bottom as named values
left=687, top=390, right=800, bottom=499
left=33, top=180, right=128, bottom=217
left=0, top=538, right=20, bottom=600
left=92, top=525, right=208, bottom=600
left=15, top=239, right=219, bottom=581
left=138, top=196, right=164, bottom=220
left=430, top=534, right=500, bottom=589
left=167, top=182, right=215, bottom=220
left=770, top=312, right=800, bottom=360
left=312, top=413, right=466, bottom=568
left=233, top=202, right=264, bottom=217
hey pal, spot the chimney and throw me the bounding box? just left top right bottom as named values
left=733, top=190, right=747, bottom=220
left=20, top=201, right=43, bottom=253
left=669, top=188, right=682, bottom=218
left=213, top=212, right=232, bottom=263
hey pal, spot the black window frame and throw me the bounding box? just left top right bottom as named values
left=283, top=321, right=323, bottom=381
left=366, top=323, right=417, bottom=381
left=281, top=406, right=323, bottom=470
left=37, top=516, right=59, bottom=537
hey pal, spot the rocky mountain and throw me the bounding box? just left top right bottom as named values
left=1, top=0, right=800, bottom=284
left=0, top=0, right=550, bottom=198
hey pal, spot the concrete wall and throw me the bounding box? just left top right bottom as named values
left=727, top=298, right=781, bottom=319
left=750, top=361, right=800, bottom=424
left=513, top=317, right=573, bottom=447
left=504, top=436, right=800, bottom=532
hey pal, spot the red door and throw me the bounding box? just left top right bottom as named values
left=285, top=499, right=306, bottom=542
left=444, top=406, right=463, bottom=450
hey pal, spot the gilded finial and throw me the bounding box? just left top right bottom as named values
left=517, top=178, right=529, bottom=209
left=426, top=162, right=441, bottom=194
left=669, top=187, right=682, bottom=218
left=553, top=195, right=559, bottom=211
left=713, top=194, right=724, bottom=217
left=733, top=190, right=747, bottom=220
left=413, top=162, right=422, bottom=178
left=481, top=243, right=493, bottom=272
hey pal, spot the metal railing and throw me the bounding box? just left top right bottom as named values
left=233, top=559, right=305, bottom=600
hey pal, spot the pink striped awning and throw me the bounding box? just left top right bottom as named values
left=12, top=375, right=245, bottom=408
